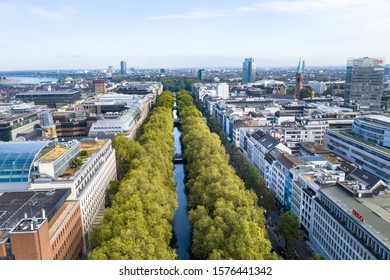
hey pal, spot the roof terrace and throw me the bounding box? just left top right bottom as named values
left=39, top=144, right=68, bottom=162
left=332, top=129, right=390, bottom=155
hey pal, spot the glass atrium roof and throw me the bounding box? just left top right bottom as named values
left=0, top=141, right=54, bottom=183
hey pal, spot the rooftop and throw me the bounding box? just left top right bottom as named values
left=300, top=142, right=332, bottom=154
left=17, top=90, right=79, bottom=96
left=0, top=141, right=55, bottom=184
left=39, top=144, right=68, bottom=162
left=332, top=129, right=390, bottom=155
left=320, top=184, right=390, bottom=249
left=80, top=139, right=107, bottom=154
left=0, top=189, right=70, bottom=241
left=58, top=139, right=108, bottom=179
left=357, top=115, right=390, bottom=129
left=320, top=153, right=345, bottom=165
left=12, top=218, right=45, bottom=233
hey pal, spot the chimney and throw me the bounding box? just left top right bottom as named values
left=24, top=213, right=28, bottom=219
left=30, top=222, right=34, bottom=231
left=42, top=209, right=46, bottom=219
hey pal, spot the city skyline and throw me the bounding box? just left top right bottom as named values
left=1, top=0, right=390, bottom=70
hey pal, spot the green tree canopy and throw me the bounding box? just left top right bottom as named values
left=276, top=212, right=301, bottom=249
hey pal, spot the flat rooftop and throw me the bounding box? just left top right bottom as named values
left=320, top=153, right=345, bottom=165
left=300, top=142, right=332, bottom=154
left=360, top=115, right=390, bottom=127
left=39, top=144, right=68, bottom=162
left=332, top=129, right=390, bottom=155
left=17, top=90, right=79, bottom=96
left=80, top=139, right=107, bottom=154
left=0, top=189, right=71, bottom=239
left=58, top=139, right=108, bottom=179
left=12, top=218, right=45, bottom=233
left=321, top=185, right=390, bottom=248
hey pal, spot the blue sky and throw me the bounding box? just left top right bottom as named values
left=1, top=0, right=390, bottom=70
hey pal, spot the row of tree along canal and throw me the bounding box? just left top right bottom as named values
left=176, top=90, right=277, bottom=259
left=88, top=91, right=178, bottom=259
left=88, top=90, right=276, bottom=260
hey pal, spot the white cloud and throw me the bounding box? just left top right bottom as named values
left=147, top=9, right=231, bottom=20
left=148, top=0, right=390, bottom=27
left=31, top=5, right=75, bottom=20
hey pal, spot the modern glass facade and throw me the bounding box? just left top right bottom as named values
left=242, top=57, right=256, bottom=84
left=0, top=141, right=55, bottom=183
left=324, top=128, right=390, bottom=184
left=344, top=57, right=385, bottom=112
left=352, top=115, right=390, bottom=148
left=15, top=91, right=81, bottom=108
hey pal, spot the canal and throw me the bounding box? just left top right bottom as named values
left=172, top=105, right=191, bottom=260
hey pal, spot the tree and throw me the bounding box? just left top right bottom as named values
left=178, top=90, right=277, bottom=260
left=299, top=88, right=313, bottom=100
left=276, top=212, right=301, bottom=250
left=156, top=90, right=174, bottom=108
left=309, top=254, right=324, bottom=260
left=88, top=94, right=177, bottom=260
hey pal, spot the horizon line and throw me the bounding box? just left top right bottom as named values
left=0, top=65, right=352, bottom=72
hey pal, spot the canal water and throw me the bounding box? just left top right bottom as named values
left=173, top=106, right=191, bottom=260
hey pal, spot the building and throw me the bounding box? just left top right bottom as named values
left=50, top=112, right=97, bottom=138
left=117, top=82, right=163, bottom=104
left=15, top=90, right=81, bottom=108
left=288, top=153, right=390, bottom=260
left=0, top=189, right=83, bottom=260
left=120, top=60, right=127, bottom=75
left=270, top=123, right=315, bottom=154
left=294, top=59, right=304, bottom=99
left=197, top=69, right=204, bottom=81
left=242, top=57, right=256, bottom=84
left=0, top=139, right=117, bottom=252
left=311, top=181, right=390, bottom=259
left=193, top=83, right=229, bottom=101
left=323, top=115, right=390, bottom=184
left=240, top=129, right=291, bottom=186
left=0, top=112, right=40, bottom=142
left=93, top=80, right=106, bottom=94
left=41, top=112, right=57, bottom=138
left=308, top=81, right=327, bottom=95
left=351, top=115, right=390, bottom=148
left=344, top=57, right=385, bottom=112
left=86, top=94, right=151, bottom=139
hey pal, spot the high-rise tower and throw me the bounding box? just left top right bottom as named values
left=344, top=57, right=385, bottom=112
left=120, top=61, right=127, bottom=75
left=242, top=57, right=256, bottom=84
left=294, top=58, right=303, bottom=99
left=197, top=69, right=204, bottom=81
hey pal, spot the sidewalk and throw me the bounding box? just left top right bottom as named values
left=266, top=211, right=313, bottom=260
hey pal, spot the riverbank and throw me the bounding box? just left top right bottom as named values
left=0, top=79, right=20, bottom=84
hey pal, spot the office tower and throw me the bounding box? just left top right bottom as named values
left=294, top=58, right=303, bottom=99
left=108, top=66, right=113, bottom=73
left=242, top=57, right=256, bottom=84
left=120, top=60, right=127, bottom=75
left=344, top=57, right=385, bottom=112
left=197, top=69, right=204, bottom=81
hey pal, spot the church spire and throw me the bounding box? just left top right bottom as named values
left=294, top=58, right=303, bottom=100
left=296, top=57, right=303, bottom=74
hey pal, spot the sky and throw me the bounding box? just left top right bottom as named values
left=1, top=0, right=390, bottom=70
